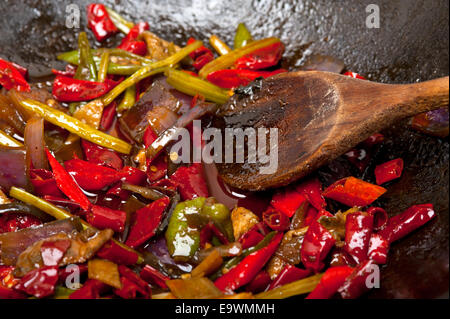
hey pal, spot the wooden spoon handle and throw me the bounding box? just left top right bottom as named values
left=389, top=76, right=449, bottom=117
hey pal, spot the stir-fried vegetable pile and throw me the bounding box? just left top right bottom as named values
left=0, top=4, right=444, bottom=299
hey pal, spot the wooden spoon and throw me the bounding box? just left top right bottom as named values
left=215, top=71, right=449, bottom=191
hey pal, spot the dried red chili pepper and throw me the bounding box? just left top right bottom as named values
left=345, top=133, right=385, bottom=172
left=366, top=206, right=388, bottom=231
left=304, top=205, right=318, bottom=226
left=43, top=195, right=82, bottom=214
left=120, top=165, right=147, bottom=185
left=343, top=212, right=374, bottom=264
left=234, top=42, right=285, bottom=70
left=170, top=163, right=209, bottom=201
left=40, top=239, right=71, bottom=266
left=323, top=177, right=387, bottom=207
left=301, top=213, right=336, bottom=272
left=45, top=149, right=92, bottom=211
left=295, top=178, right=326, bottom=211
left=329, top=247, right=356, bottom=267
left=306, top=266, right=354, bottom=299
left=268, top=264, right=311, bottom=290
left=343, top=71, right=366, bottom=80
left=64, top=158, right=123, bottom=191
left=69, top=279, right=108, bottom=299
left=367, top=233, right=389, bottom=264
left=338, top=259, right=376, bottom=299
left=118, top=22, right=149, bottom=56
left=374, top=158, right=404, bottom=185
left=147, top=155, right=168, bottom=183
left=125, top=196, right=170, bottom=248
left=29, top=169, right=63, bottom=198
left=143, top=126, right=158, bottom=148
left=378, top=203, right=436, bottom=244
left=15, top=266, right=59, bottom=298
left=99, top=101, right=117, bottom=132
left=87, top=3, right=118, bottom=41
left=52, top=76, right=116, bottom=102
left=97, top=240, right=139, bottom=265
left=206, top=68, right=287, bottom=89
left=214, top=232, right=283, bottom=293
left=262, top=207, right=290, bottom=231
left=187, top=37, right=215, bottom=71
left=270, top=187, right=307, bottom=218
left=245, top=270, right=272, bottom=293
left=114, top=265, right=151, bottom=299
left=86, top=205, right=126, bottom=232
left=0, top=286, right=27, bottom=299
left=58, top=264, right=88, bottom=283
left=81, top=139, right=123, bottom=170
left=52, top=64, right=77, bottom=77
left=0, top=58, right=30, bottom=92
left=199, top=221, right=230, bottom=248
left=238, top=222, right=268, bottom=249
left=0, top=213, right=42, bottom=233
left=140, top=264, right=170, bottom=289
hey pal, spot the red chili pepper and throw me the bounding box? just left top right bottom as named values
left=64, top=158, right=123, bottom=191
left=69, top=279, right=108, bottom=299
left=125, top=197, right=170, bottom=248
left=0, top=213, right=42, bottom=233
left=323, top=177, right=387, bottom=207
left=187, top=37, right=215, bottom=71
left=29, top=168, right=64, bottom=198
left=97, top=240, right=139, bottom=265
left=86, top=205, right=126, bottom=232
left=235, top=42, right=285, bottom=70
left=343, top=71, right=366, bottom=80
left=304, top=205, right=318, bottom=226
left=378, top=203, right=436, bottom=244
left=199, top=221, right=230, bottom=248
left=52, top=64, right=77, bottom=78
left=374, top=158, right=404, bottom=185
left=238, top=223, right=268, bottom=249
left=118, top=22, right=149, bottom=56
left=206, top=68, right=287, bottom=89
left=343, top=212, right=374, bottom=264
left=268, top=265, right=311, bottom=290
left=295, top=178, right=326, bottom=211
left=114, top=265, right=151, bottom=299
left=245, top=270, right=272, bottom=293
left=214, top=232, right=283, bottom=293
left=306, top=266, right=354, bottom=299
left=81, top=140, right=123, bottom=170
left=45, top=149, right=92, bottom=211
left=147, top=154, right=168, bottom=183
left=42, top=196, right=81, bottom=215
left=0, top=58, right=30, bottom=92
left=366, top=206, right=388, bottom=231
left=86, top=4, right=118, bottom=41
left=338, top=259, right=376, bottom=299
left=9, top=61, right=29, bottom=79
left=0, top=286, right=27, bottom=299
left=262, top=207, right=290, bottom=231
left=120, top=166, right=147, bottom=185
left=140, top=265, right=171, bottom=289
left=270, top=187, right=307, bottom=217
left=15, top=266, right=59, bottom=298
left=143, top=126, right=158, bottom=148
left=52, top=76, right=116, bottom=102
left=301, top=216, right=336, bottom=272
left=99, top=101, right=117, bottom=132
left=367, top=233, right=389, bottom=264
left=40, top=239, right=71, bottom=266
left=58, top=264, right=88, bottom=283
left=345, top=133, right=385, bottom=172
left=170, top=163, right=209, bottom=201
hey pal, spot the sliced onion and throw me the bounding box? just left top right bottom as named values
left=0, top=146, right=29, bottom=192
left=24, top=117, right=48, bottom=170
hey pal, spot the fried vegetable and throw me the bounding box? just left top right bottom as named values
left=230, top=207, right=259, bottom=240
left=0, top=129, right=23, bottom=147
left=88, top=258, right=122, bottom=289
left=209, top=35, right=231, bottom=55
left=256, top=273, right=323, bottom=299
left=191, top=249, right=223, bottom=278
left=166, top=277, right=223, bottom=299
left=0, top=146, right=29, bottom=192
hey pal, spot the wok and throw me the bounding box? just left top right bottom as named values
left=0, top=0, right=448, bottom=299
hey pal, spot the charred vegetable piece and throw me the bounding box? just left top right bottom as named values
left=323, top=177, right=387, bottom=207
left=125, top=196, right=170, bottom=248
left=165, top=197, right=205, bottom=260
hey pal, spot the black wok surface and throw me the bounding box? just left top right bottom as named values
left=0, top=0, right=448, bottom=299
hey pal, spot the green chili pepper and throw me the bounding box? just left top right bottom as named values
left=165, top=197, right=206, bottom=260
left=201, top=198, right=233, bottom=241
left=234, top=23, right=253, bottom=49
left=105, top=6, right=134, bottom=34
left=75, top=32, right=97, bottom=82
left=117, top=84, right=136, bottom=112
